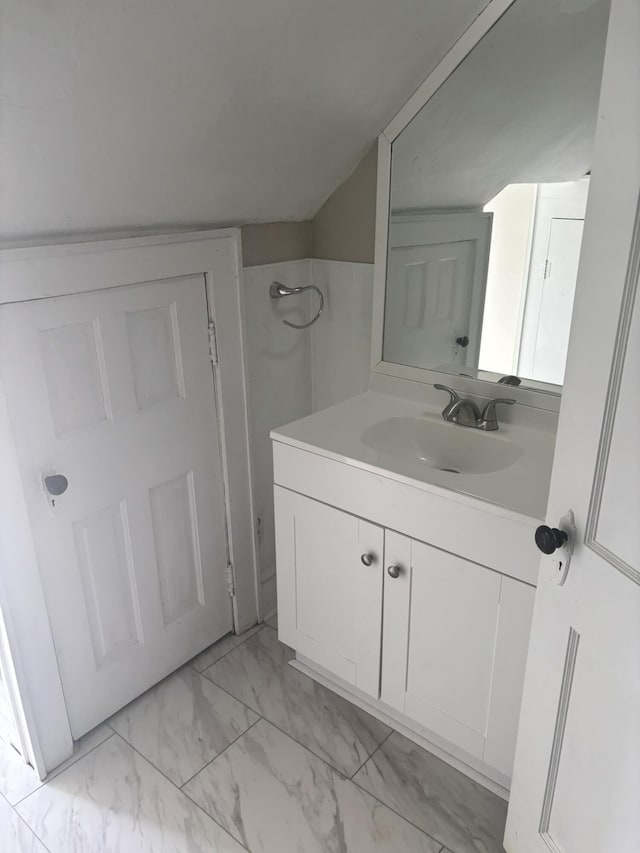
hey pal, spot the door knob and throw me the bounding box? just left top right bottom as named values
left=361, top=553, right=375, bottom=566
left=387, top=565, right=401, bottom=579
left=456, top=335, right=470, bottom=348
left=44, top=474, right=69, bottom=496
left=535, top=525, right=568, bottom=555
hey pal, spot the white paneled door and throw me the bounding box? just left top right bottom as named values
left=0, top=274, right=232, bottom=737
left=384, top=212, right=492, bottom=369
left=505, top=2, right=640, bottom=850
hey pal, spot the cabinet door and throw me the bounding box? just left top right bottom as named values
left=274, top=486, right=384, bottom=698
left=483, top=575, right=535, bottom=777
left=382, top=532, right=534, bottom=776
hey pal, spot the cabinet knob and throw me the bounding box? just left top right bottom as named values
left=360, top=553, right=375, bottom=566
left=387, top=565, right=401, bottom=579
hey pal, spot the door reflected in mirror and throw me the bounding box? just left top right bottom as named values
left=383, top=0, right=610, bottom=394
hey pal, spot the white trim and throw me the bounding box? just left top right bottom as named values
left=0, top=229, right=239, bottom=304
left=0, top=227, right=240, bottom=261
left=383, top=0, right=516, bottom=143
left=512, top=185, right=539, bottom=374
left=0, top=229, right=259, bottom=772
left=0, top=594, right=42, bottom=774
left=371, top=135, right=392, bottom=372
left=242, top=257, right=312, bottom=274
left=371, top=0, right=562, bottom=413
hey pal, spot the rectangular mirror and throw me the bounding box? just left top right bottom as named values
left=382, top=0, right=610, bottom=396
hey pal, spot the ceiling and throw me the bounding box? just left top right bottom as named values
left=391, top=0, right=610, bottom=212
left=0, top=0, right=489, bottom=239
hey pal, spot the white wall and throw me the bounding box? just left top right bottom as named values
left=241, top=259, right=374, bottom=618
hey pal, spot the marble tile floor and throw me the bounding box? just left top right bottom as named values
left=0, top=622, right=507, bottom=853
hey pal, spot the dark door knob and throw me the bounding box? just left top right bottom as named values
left=535, top=525, right=568, bottom=555
left=44, top=474, right=68, bottom=496
left=456, top=335, right=470, bottom=348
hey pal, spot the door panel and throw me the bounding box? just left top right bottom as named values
left=0, top=274, right=232, bottom=736
left=73, top=501, right=142, bottom=667
left=126, top=304, right=185, bottom=411
left=39, top=319, right=111, bottom=434
left=274, top=487, right=384, bottom=698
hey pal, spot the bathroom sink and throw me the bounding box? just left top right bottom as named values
left=361, top=416, right=524, bottom=475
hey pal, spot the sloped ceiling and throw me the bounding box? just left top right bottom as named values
left=0, top=0, right=489, bottom=239
left=391, top=0, right=609, bottom=212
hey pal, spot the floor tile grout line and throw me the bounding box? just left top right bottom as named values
left=179, top=716, right=263, bottom=790
left=109, top=732, right=252, bottom=853
left=348, top=729, right=393, bottom=780
left=11, top=801, right=55, bottom=853
left=197, top=662, right=268, bottom=720
left=180, top=780, right=252, bottom=852
left=189, top=624, right=268, bottom=673
left=199, top=633, right=393, bottom=780
left=197, top=666, right=363, bottom=781
left=11, top=730, right=117, bottom=810
left=175, top=709, right=449, bottom=853
left=349, top=769, right=451, bottom=853
left=1, top=784, right=53, bottom=853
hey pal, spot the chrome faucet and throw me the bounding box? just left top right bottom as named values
left=434, top=384, right=515, bottom=431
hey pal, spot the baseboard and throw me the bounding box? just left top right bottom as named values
left=291, top=655, right=510, bottom=801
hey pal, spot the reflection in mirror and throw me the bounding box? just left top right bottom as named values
left=383, top=0, right=610, bottom=393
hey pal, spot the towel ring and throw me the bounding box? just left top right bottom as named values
left=269, top=281, right=324, bottom=329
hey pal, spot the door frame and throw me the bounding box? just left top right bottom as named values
left=516, top=180, right=590, bottom=381
left=0, top=228, right=259, bottom=775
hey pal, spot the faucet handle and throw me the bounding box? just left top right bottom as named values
left=434, top=384, right=460, bottom=406
left=480, top=398, right=516, bottom=430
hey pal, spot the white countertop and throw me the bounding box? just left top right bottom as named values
left=270, top=391, right=557, bottom=522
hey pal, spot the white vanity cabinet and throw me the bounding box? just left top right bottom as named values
left=273, top=436, right=540, bottom=793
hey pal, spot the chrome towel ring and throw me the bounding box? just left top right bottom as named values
left=269, top=281, right=324, bottom=329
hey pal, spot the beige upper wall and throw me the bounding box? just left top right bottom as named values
left=312, top=145, right=378, bottom=264
left=241, top=221, right=313, bottom=267
left=241, top=143, right=378, bottom=267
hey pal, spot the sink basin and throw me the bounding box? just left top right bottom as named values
left=361, top=416, right=524, bottom=475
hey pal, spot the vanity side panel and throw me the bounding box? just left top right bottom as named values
left=273, top=441, right=539, bottom=584
left=274, top=485, right=298, bottom=648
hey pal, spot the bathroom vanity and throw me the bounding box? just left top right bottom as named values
left=272, top=389, right=556, bottom=795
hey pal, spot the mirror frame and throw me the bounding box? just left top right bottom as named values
left=370, top=0, right=562, bottom=412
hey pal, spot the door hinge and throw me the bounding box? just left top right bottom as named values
left=542, top=258, right=551, bottom=279
left=208, top=321, right=219, bottom=365
left=226, top=563, right=236, bottom=597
